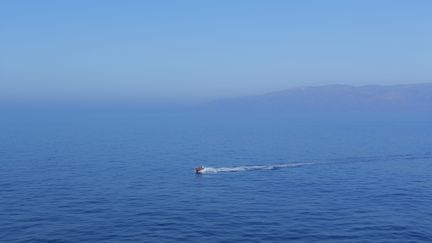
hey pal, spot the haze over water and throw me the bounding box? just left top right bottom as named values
left=2, top=1, right=432, bottom=242
left=2, top=1, right=432, bottom=104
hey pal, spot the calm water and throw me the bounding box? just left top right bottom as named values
left=1, top=110, right=432, bottom=242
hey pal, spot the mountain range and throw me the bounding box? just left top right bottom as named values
left=207, top=83, right=432, bottom=112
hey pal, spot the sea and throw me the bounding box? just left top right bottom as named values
left=1, top=109, right=431, bottom=242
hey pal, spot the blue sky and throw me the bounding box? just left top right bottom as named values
left=1, top=0, right=431, bottom=103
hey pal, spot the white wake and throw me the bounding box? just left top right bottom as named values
left=196, top=153, right=432, bottom=174
left=199, top=162, right=314, bottom=174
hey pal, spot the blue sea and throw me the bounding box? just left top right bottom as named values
left=1, top=110, right=432, bottom=242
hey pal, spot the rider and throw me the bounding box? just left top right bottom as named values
left=195, top=165, right=204, bottom=174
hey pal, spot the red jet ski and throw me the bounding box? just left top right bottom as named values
left=195, top=165, right=204, bottom=174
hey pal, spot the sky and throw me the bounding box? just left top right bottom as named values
left=1, top=0, right=432, bottom=104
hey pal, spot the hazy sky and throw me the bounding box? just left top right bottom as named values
left=1, top=0, right=431, bottom=103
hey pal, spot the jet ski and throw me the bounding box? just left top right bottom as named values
left=195, top=165, right=204, bottom=174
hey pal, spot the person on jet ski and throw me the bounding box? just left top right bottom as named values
left=195, top=165, right=204, bottom=174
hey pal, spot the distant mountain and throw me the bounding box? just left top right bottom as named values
left=207, top=83, right=432, bottom=112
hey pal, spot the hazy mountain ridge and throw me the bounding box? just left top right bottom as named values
left=207, top=83, right=432, bottom=112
